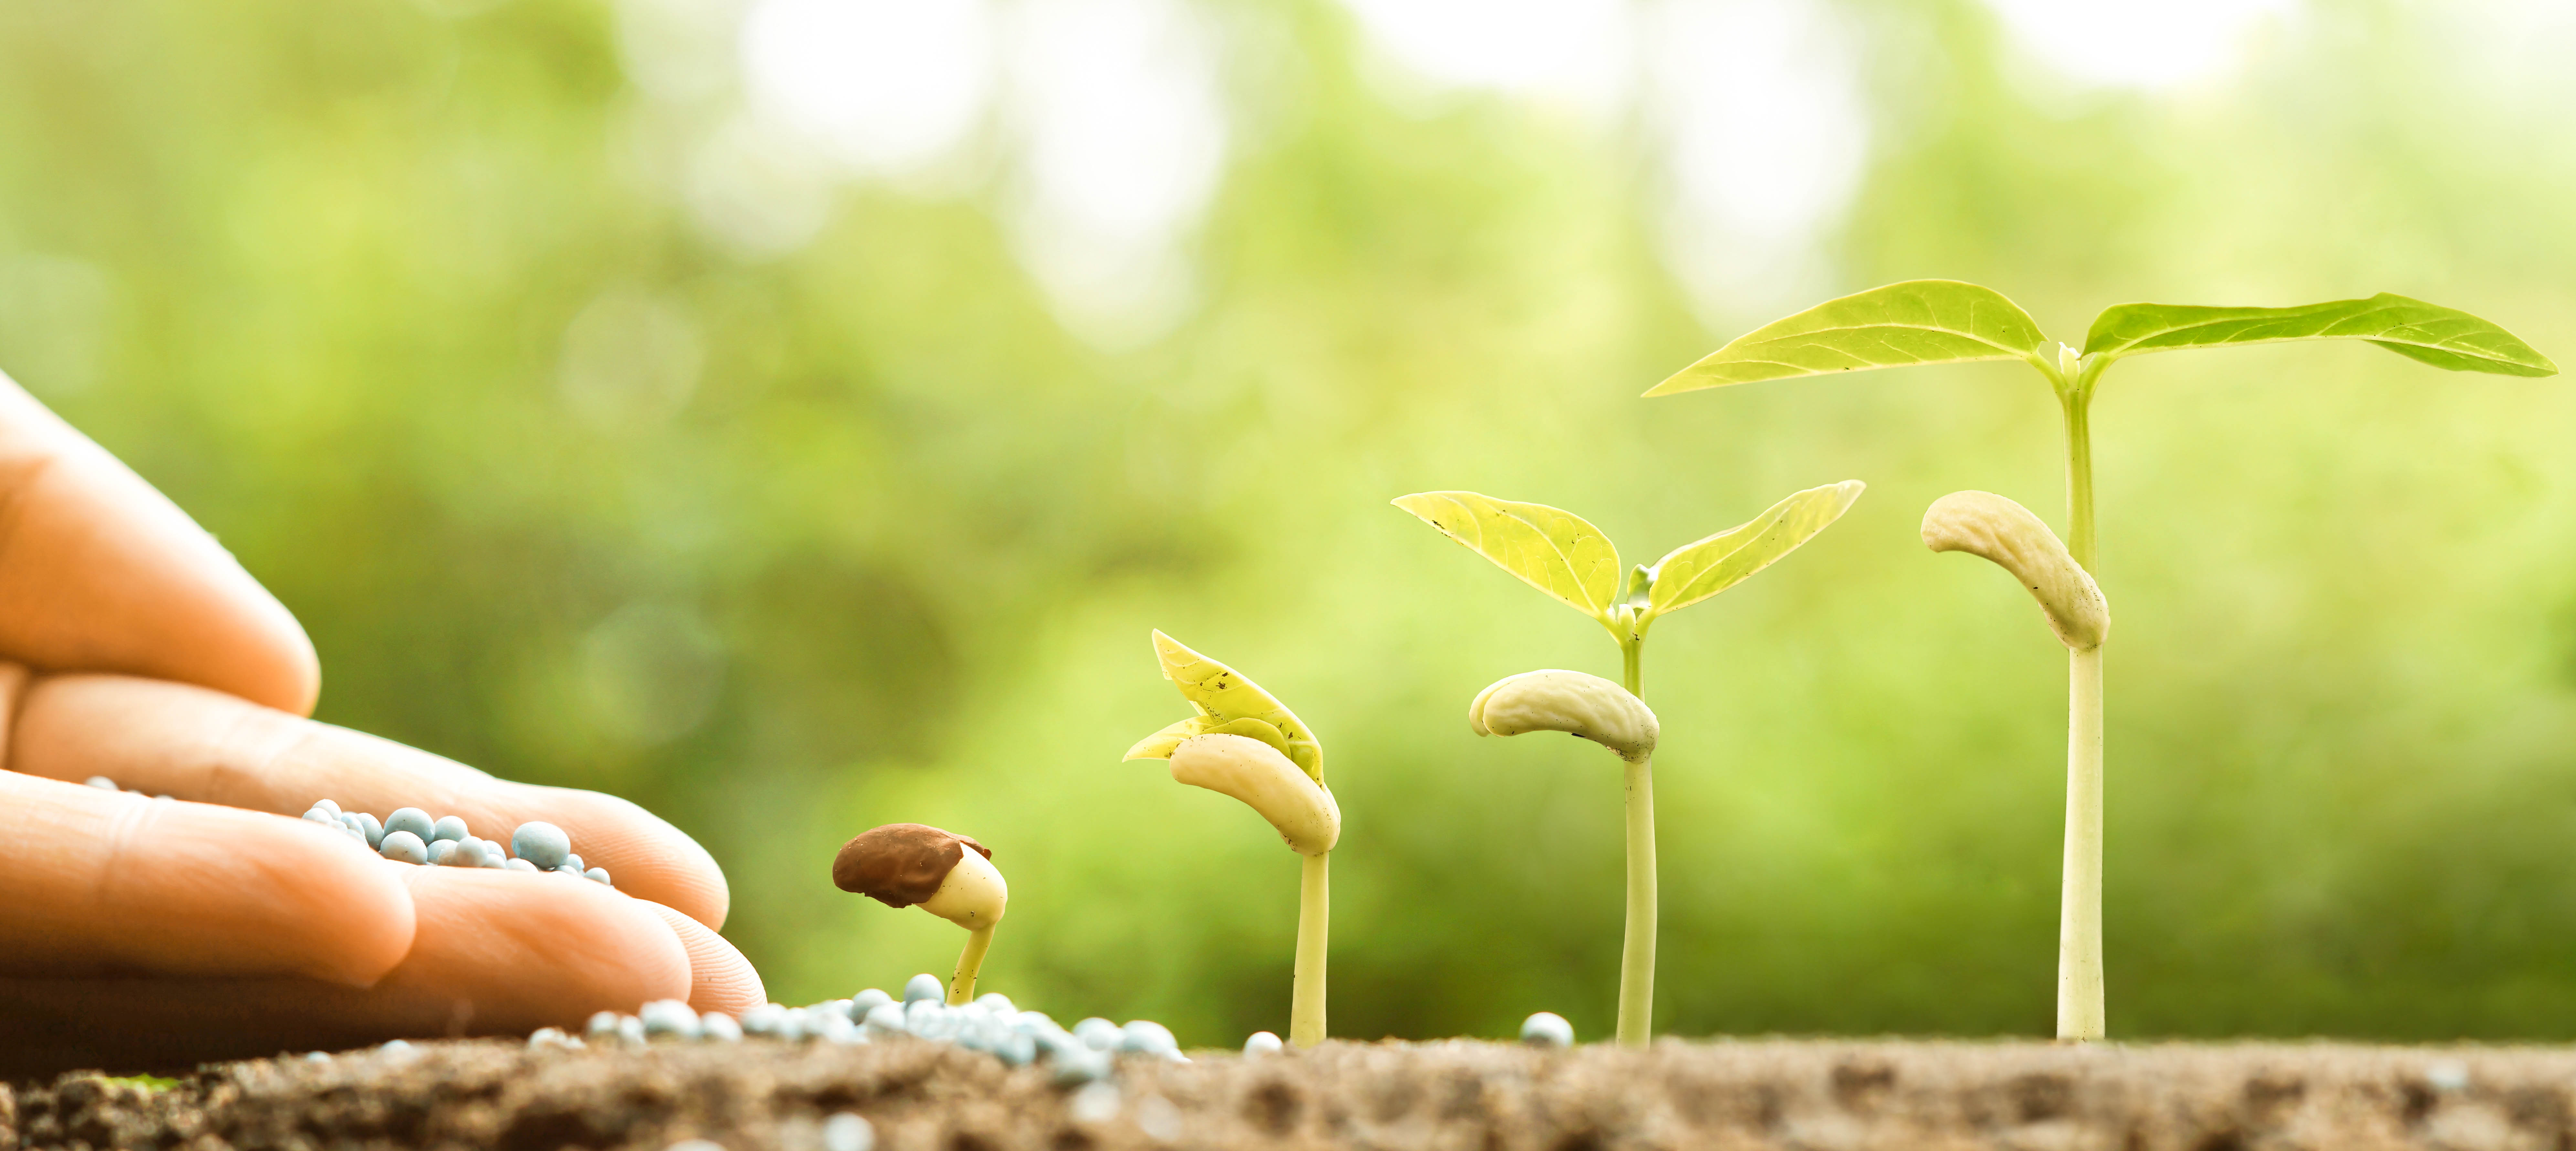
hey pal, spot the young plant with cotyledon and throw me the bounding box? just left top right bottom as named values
left=1125, top=631, right=1339, bottom=1048
left=1394, top=480, right=1862, bottom=1047
left=1648, top=282, right=2555, bottom=1039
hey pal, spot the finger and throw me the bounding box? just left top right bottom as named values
left=645, top=901, right=765, bottom=1014
left=0, top=772, right=414, bottom=984
left=0, top=376, right=318, bottom=714
left=373, top=863, right=694, bottom=1033
left=0, top=869, right=698, bottom=1076
left=12, top=673, right=733, bottom=929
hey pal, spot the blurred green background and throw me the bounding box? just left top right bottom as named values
left=4, top=0, right=2573, bottom=1046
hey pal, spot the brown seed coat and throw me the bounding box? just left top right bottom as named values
left=832, top=823, right=991, bottom=908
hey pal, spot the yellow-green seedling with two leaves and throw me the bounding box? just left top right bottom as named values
left=1393, top=480, right=1863, bottom=1047
left=1124, top=630, right=1337, bottom=1047
left=1649, top=281, right=2556, bottom=1040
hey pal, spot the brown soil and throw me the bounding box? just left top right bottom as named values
left=6, top=1037, right=2571, bottom=1151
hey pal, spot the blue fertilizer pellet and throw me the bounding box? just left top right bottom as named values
left=384, top=807, right=434, bottom=842
left=513, top=822, right=571, bottom=871
left=379, top=830, right=429, bottom=865
left=902, top=973, right=943, bottom=1005
left=430, top=815, right=467, bottom=843
left=504, top=858, right=538, bottom=873
left=585, top=867, right=611, bottom=885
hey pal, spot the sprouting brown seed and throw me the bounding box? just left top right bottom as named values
left=833, top=823, right=992, bottom=909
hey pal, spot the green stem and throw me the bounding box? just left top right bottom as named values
left=1615, top=634, right=1655, bottom=1048
left=2055, top=357, right=2108, bottom=1041
left=2061, top=646, right=2105, bottom=1040
left=2057, top=365, right=2101, bottom=573
left=948, top=925, right=995, bottom=1006
left=1291, top=851, right=1329, bottom=1047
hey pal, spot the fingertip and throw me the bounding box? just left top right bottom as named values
left=390, top=867, right=692, bottom=1030
left=645, top=901, right=765, bottom=1015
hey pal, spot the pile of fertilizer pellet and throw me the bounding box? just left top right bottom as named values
left=523, top=976, right=1578, bottom=1087
left=529, top=972, right=1239, bottom=1087
left=299, top=799, right=614, bottom=887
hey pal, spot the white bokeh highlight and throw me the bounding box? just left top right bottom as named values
left=739, top=0, right=995, bottom=177
left=1981, top=0, right=2300, bottom=90
left=1338, top=0, right=1635, bottom=115
left=1641, top=0, right=1870, bottom=316
left=1000, top=0, right=1231, bottom=348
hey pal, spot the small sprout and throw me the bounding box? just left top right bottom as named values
left=1127, top=631, right=1337, bottom=1047
left=1520, top=1012, right=1573, bottom=1047
left=378, top=830, right=429, bottom=865
left=1921, top=491, right=2107, bottom=650
left=1242, top=1031, right=1283, bottom=1056
left=1469, top=669, right=1659, bottom=762
left=514, top=821, right=572, bottom=870
left=834, top=826, right=1007, bottom=1006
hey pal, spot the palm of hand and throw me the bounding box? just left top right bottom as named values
left=0, top=378, right=761, bottom=1074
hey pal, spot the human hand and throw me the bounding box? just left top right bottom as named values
left=0, top=377, right=761, bottom=1074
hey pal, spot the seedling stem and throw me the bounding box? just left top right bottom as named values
left=949, top=925, right=996, bottom=1006
left=1615, top=632, right=1655, bottom=1047
left=1294, top=852, right=1330, bottom=1046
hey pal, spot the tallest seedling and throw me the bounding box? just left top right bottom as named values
left=1648, top=281, right=2557, bottom=1039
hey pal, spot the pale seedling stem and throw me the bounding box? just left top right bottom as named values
left=949, top=925, right=996, bottom=1007
left=1614, top=628, right=1655, bottom=1047
left=1293, top=852, right=1329, bottom=1046
left=2041, top=345, right=2110, bottom=1040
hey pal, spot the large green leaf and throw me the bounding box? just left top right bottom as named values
left=2082, top=293, right=2558, bottom=377
left=1127, top=631, right=1323, bottom=780
left=1644, top=280, right=2049, bottom=396
left=1643, top=480, right=1864, bottom=619
left=1392, top=492, right=1622, bottom=624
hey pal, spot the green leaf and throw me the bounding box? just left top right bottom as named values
left=1133, top=631, right=1323, bottom=780
left=1392, top=492, right=1623, bottom=624
left=1643, top=480, right=1865, bottom=619
left=1644, top=280, right=2050, bottom=396
left=2082, top=293, right=2558, bottom=377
